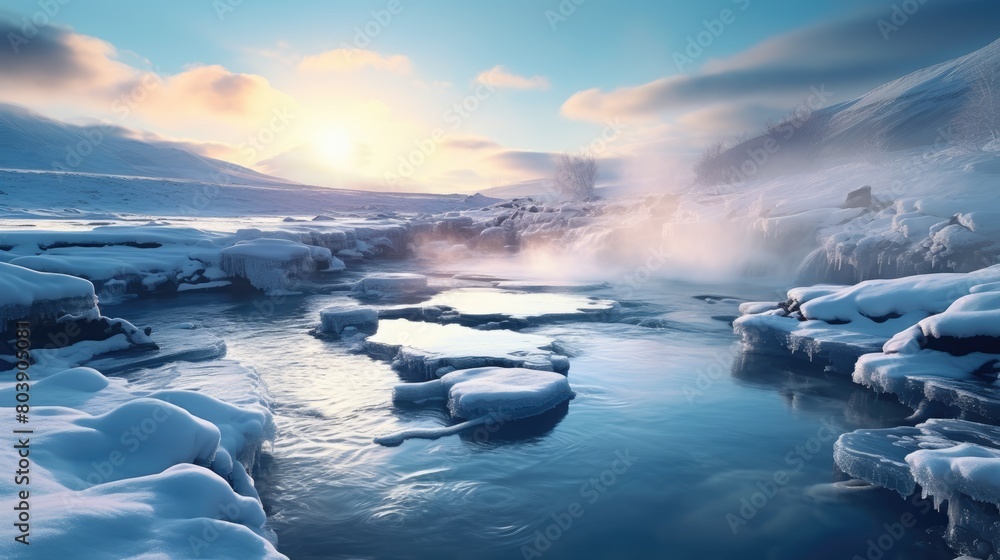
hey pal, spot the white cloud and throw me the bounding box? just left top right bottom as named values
left=476, top=65, right=549, bottom=90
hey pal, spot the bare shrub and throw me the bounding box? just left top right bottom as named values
left=555, top=152, right=598, bottom=199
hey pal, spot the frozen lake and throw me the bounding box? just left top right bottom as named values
left=104, top=260, right=954, bottom=560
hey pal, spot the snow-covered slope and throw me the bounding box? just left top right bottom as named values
left=0, top=104, right=285, bottom=185
left=818, top=36, right=1000, bottom=153
left=703, top=37, right=1000, bottom=181
left=0, top=104, right=499, bottom=218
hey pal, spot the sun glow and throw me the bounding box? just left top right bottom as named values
left=314, top=127, right=354, bottom=165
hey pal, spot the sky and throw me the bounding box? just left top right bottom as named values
left=1, top=0, right=998, bottom=193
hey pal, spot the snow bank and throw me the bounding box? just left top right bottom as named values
left=0, top=262, right=96, bottom=324
left=850, top=285, right=1000, bottom=422
left=854, top=351, right=1000, bottom=423
left=149, top=390, right=271, bottom=498
left=0, top=464, right=284, bottom=559
left=0, top=360, right=282, bottom=557
left=0, top=220, right=410, bottom=298
left=735, top=265, right=1000, bottom=371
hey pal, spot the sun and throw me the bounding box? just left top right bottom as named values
left=314, top=128, right=354, bottom=165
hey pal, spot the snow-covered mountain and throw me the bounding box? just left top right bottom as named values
left=0, top=103, right=289, bottom=185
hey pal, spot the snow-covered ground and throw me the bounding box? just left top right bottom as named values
left=0, top=266, right=282, bottom=558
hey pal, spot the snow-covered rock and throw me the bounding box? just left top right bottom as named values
left=0, top=357, right=282, bottom=558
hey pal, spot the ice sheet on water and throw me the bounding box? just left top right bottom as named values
left=491, top=279, right=612, bottom=292
left=422, top=288, right=618, bottom=321
left=834, top=424, right=925, bottom=498
left=441, top=367, right=573, bottom=420
left=375, top=367, right=573, bottom=445
left=56, top=325, right=226, bottom=374
left=364, top=319, right=569, bottom=379
left=352, top=272, right=429, bottom=297
left=835, top=419, right=1000, bottom=500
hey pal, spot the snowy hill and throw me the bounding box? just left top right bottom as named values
left=0, top=103, right=287, bottom=186
left=0, top=104, right=500, bottom=218
left=698, top=37, right=1000, bottom=184
left=819, top=35, right=1000, bottom=153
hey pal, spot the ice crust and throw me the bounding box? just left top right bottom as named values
left=0, top=221, right=409, bottom=298
left=221, top=238, right=329, bottom=293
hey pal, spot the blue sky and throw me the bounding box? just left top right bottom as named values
left=1, top=0, right=998, bottom=191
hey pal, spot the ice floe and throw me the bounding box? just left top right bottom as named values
left=363, top=319, right=569, bottom=379
left=377, top=287, right=619, bottom=328
left=351, top=273, right=429, bottom=297
left=374, top=367, right=574, bottom=446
